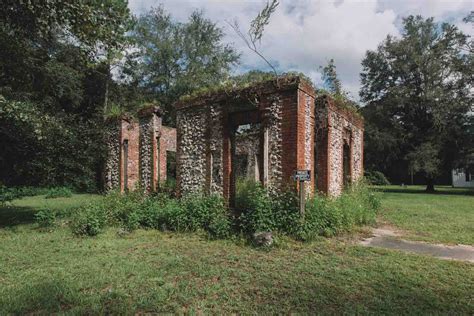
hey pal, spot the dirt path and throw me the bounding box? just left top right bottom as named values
left=360, top=226, right=474, bottom=263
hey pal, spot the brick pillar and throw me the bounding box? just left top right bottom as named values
left=120, top=118, right=140, bottom=192
left=138, top=107, right=161, bottom=192
left=281, top=90, right=299, bottom=191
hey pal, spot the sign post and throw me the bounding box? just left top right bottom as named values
left=293, top=170, right=311, bottom=219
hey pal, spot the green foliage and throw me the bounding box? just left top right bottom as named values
left=236, top=181, right=380, bottom=240
left=124, top=6, right=240, bottom=124
left=0, top=0, right=132, bottom=52
left=361, top=15, right=473, bottom=188
left=320, top=59, right=342, bottom=95
left=0, top=185, right=51, bottom=204
left=235, top=179, right=281, bottom=233
left=235, top=179, right=380, bottom=241
left=45, top=187, right=73, bottom=199
left=296, top=183, right=379, bottom=241
left=71, top=203, right=107, bottom=237
left=34, top=209, right=56, bottom=228
left=365, top=171, right=391, bottom=185
left=0, top=0, right=132, bottom=192
left=70, top=191, right=231, bottom=238
left=0, top=96, right=104, bottom=192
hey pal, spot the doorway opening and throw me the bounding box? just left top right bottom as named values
left=228, top=110, right=263, bottom=208
left=123, top=139, right=129, bottom=191
left=343, top=142, right=351, bottom=188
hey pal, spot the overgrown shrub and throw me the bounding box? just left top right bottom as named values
left=235, top=179, right=274, bottom=233
left=295, top=182, right=380, bottom=241
left=67, top=180, right=380, bottom=242
left=0, top=185, right=16, bottom=205
left=0, top=185, right=50, bottom=204
left=70, top=204, right=107, bottom=236
left=34, top=209, right=56, bottom=227
left=45, top=187, right=73, bottom=199
left=69, top=190, right=231, bottom=238
left=365, top=171, right=390, bottom=185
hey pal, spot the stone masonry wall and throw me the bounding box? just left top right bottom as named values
left=175, top=76, right=362, bottom=202
left=105, top=108, right=176, bottom=193
left=209, top=104, right=224, bottom=195
left=328, top=111, right=344, bottom=196
left=351, top=128, right=364, bottom=179
left=104, top=120, right=121, bottom=191
left=176, top=107, right=208, bottom=195
left=266, top=94, right=283, bottom=192
left=302, top=91, right=315, bottom=196
left=327, top=105, right=364, bottom=196
left=139, top=115, right=155, bottom=191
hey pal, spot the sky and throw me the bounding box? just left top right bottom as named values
left=128, top=0, right=473, bottom=100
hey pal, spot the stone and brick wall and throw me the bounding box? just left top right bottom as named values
left=175, top=76, right=364, bottom=202
left=104, top=120, right=121, bottom=191
left=105, top=106, right=177, bottom=193
left=316, top=96, right=364, bottom=196
left=120, top=119, right=140, bottom=191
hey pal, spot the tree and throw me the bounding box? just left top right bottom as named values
left=360, top=15, right=473, bottom=191
left=320, top=59, right=342, bottom=95
left=0, top=1, right=132, bottom=190
left=124, top=7, right=239, bottom=124
left=227, top=0, right=279, bottom=76
left=0, top=0, right=131, bottom=53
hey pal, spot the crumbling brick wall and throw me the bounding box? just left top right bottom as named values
left=120, top=118, right=140, bottom=191
left=316, top=96, right=364, bottom=196
left=105, top=106, right=176, bottom=193
left=175, top=76, right=364, bottom=202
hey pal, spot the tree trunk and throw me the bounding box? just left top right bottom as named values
left=426, top=178, right=435, bottom=192
left=103, top=62, right=111, bottom=114
left=103, top=78, right=109, bottom=113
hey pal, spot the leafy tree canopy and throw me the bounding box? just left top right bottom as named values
left=0, top=0, right=131, bottom=53
left=360, top=15, right=473, bottom=190
left=122, top=6, right=240, bottom=125
left=0, top=1, right=133, bottom=190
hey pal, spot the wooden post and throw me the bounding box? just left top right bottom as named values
left=156, top=136, right=160, bottom=188
left=299, top=180, right=305, bottom=219
left=123, top=140, right=129, bottom=192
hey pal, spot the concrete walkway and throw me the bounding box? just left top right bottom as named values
left=360, top=227, right=474, bottom=263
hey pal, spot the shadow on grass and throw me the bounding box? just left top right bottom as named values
left=1, top=266, right=471, bottom=314
left=373, top=186, right=474, bottom=196
left=0, top=279, right=133, bottom=314
left=0, top=205, right=38, bottom=228
left=0, top=280, right=76, bottom=314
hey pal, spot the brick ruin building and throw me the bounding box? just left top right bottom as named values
left=104, top=106, right=176, bottom=192
left=175, top=76, right=364, bottom=204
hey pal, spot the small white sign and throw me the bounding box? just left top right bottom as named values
left=294, top=170, right=311, bottom=181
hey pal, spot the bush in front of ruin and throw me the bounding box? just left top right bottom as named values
left=68, top=181, right=380, bottom=240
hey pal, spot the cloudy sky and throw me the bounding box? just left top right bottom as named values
left=128, top=0, right=473, bottom=100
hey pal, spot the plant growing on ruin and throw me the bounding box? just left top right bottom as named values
left=227, top=0, right=280, bottom=77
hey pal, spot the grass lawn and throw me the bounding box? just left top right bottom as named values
left=376, top=185, right=474, bottom=245
left=1, top=193, right=473, bottom=314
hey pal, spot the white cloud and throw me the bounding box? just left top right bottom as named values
left=128, top=0, right=472, bottom=101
